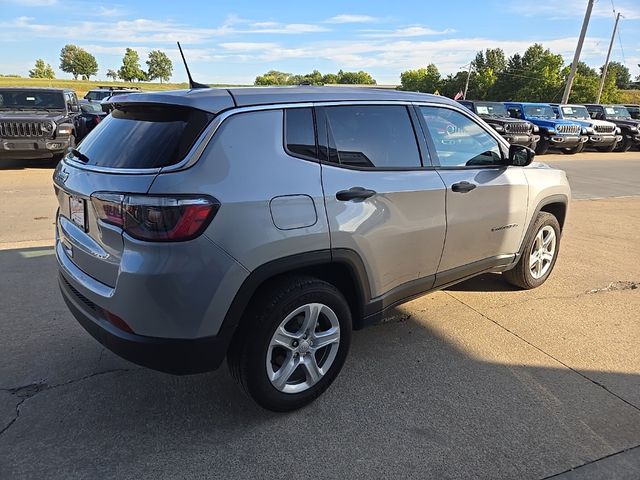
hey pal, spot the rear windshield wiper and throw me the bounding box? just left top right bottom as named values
left=71, top=148, right=90, bottom=163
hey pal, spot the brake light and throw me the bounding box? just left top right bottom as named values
left=91, top=193, right=219, bottom=242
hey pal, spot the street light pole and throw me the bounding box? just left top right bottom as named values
left=561, top=0, right=594, bottom=104
left=596, top=12, right=621, bottom=104
left=463, top=62, right=472, bottom=100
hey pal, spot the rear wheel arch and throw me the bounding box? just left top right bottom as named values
left=224, top=250, right=371, bottom=346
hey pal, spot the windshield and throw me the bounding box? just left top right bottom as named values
left=561, top=106, right=590, bottom=120
left=524, top=105, right=555, bottom=119
left=0, top=90, right=65, bottom=110
left=627, top=106, right=640, bottom=119
left=604, top=105, right=631, bottom=119
left=474, top=102, right=508, bottom=117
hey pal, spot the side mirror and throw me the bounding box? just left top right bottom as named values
left=508, top=144, right=535, bottom=167
left=69, top=104, right=79, bottom=113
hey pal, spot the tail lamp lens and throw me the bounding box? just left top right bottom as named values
left=91, top=193, right=219, bottom=242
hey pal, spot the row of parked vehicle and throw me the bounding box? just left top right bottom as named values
left=0, top=86, right=139, bottom=163
left=458, top=100, right=640, bottom=154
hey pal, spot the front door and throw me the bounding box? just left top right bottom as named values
left=416, top=105, right=529, bottom=278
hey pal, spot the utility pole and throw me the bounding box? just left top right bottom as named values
left=463, top=62, right=472, bottom=99
left=596, top=12, right=621, bottom=103
left=561, top=0, right=594, bottom=104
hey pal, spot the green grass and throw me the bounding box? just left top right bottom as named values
left=0, top=77, right=245, bottom=98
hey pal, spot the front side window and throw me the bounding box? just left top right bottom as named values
left=420, top=106, right=502, bottom=167
left=322, top=105, right=421, bottom=168
left=285, top=108, right=316, bottom=159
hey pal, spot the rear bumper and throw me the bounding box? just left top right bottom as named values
left=1, top=137, right=68, bottom=160
left=59, top=272, right=231, bottom=374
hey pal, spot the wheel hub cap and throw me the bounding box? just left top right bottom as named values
left=266, top=303, right=341, bottom=394
left=529, top=225, right=556, bottom=279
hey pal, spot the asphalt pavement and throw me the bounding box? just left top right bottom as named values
left=1, top=152, right=639, bottom=479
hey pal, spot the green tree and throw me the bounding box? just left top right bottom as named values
left=29, top=59, right=55, bottom=79
left=146, top=50, right=173, bottom=83
left=399, top=64, right=440, bottom=93
left=321, top=73, right=339, bottom=84
left=439, top=71, right=468, bottom=98
left=471, top=48, right=506, bottom=100
left=106, top=69, right=118, bottom=81
left=336, top=70, right=376, bottom=85
left=602, top=61, right=630, bottom=89
left=119, top=48, right=145, bottom=82
left=254, top=70, right=292, bottom=85
left=514, top=44, right=565, bottom=102
left=73, top=50, right=98, bottom=80
left=59, top=44, right=80, bottom=79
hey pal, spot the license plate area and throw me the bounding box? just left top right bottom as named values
left=69, top=196, right=87, bottom=231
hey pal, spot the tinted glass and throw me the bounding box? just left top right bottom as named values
left=80, top=102, right=103, bottom=113
left=420, top=106, right=502, bottom=167
left=324, top=105, right=421, bottom=168
left=285, top=108, right=316, bottom=158
left=85, top=91, right=111, bottom=101
left=71, top=106, right=213, bottom=169
left=0, top=90, right=65, bottom=110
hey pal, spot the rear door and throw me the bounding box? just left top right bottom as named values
left=318, top=103, right=446, bottom=299
left=416, top=105, right=529, bottom=279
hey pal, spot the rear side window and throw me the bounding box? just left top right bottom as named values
left=285, top=108, right=316, bottom=159
left=72, top=106, right=213, bottom=169
left=322, top=105, right=421, bottom=168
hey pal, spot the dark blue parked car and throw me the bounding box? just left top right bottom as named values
left=504, top=102, right=587, bottom=155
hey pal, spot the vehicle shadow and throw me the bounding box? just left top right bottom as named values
left=1, top=247, right=639, bottom=479
left=0, top=159, right=57, bottom=171
left=445, top=272, right=521, bottom=292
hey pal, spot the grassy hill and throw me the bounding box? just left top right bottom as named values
left=0, top=77, right=245, bottom=98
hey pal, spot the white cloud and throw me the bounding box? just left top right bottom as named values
left=361, top=26, right=456, bottom=38
left=325, top=14, right=378, bottom=24
left=96, top=6, right=125, bottom=17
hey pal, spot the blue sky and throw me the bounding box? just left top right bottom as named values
left=0, top=0, right=638, bottom=85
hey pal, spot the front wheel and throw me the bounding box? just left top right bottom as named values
left=228, top=276, right=352, bottom=412
left=534, top=138, right=549, bottom=155
left=503, top=212, right=561, bottom=289
left=615, top=136, right=631, bottom=152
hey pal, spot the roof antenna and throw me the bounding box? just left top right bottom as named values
left=177, top=42, right=209, bottom=89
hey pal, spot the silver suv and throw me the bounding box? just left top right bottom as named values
left=53, top=87, right=570, bottom=411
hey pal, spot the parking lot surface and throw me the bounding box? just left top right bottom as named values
left=1, top=152, right=639, bottom=479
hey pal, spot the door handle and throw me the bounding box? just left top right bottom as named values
left=336, top=187, right=377, bottom=201
left=451, top=181, right=477, bottom=193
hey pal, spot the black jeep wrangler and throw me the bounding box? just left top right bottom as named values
left=584, top=104, right=640, bottom=152
left=457, top=100, right=540, bottom=148
left=0, top=88, right=80, bottom=162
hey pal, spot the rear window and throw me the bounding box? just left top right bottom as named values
left=72, top=106, right=213, bottom=169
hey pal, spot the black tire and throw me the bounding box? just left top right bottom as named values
left=534, top=137, right=549, bottom=155
left=596, top=143, right=617, bottom=153
left=562, top=142, right=584, bottom=154
left=503, top=212, right=561, bottom=290
left=615, top=136, right=631, bottom=152
left=228, top=275, right=352, bottom=412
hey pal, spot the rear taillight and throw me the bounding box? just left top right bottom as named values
left=91, top=193, right=219, bottom=242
